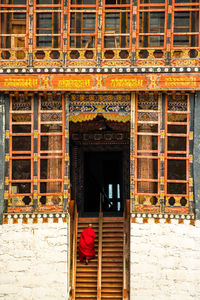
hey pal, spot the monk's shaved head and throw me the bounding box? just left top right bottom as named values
left=89, top=223, right=92, bottom=227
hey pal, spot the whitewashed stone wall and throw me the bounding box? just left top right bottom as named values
left=0, top=220, right=69, bottom=300
left=130, top=220, right=200, bottom=300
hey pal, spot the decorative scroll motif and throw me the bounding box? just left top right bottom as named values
left=137, top=93, right=158, bottom=110
left=70, top=94, right=130, bottom=102
left=8, top=196, right=33, bottom=213
left=0, top=51, right=28, bottom=67
left=104, top=75, right=148, bottom=90
left=138, top=112, right=158, bottom=121
left=12, top=97, right=32, bottom=111
left=136, top=50, right=166, bottom=66
left=40, top=96, right=62, bottom=110
left=69, top=113, right=130, bottom=123
left=33, top=50, right=63, bottom=60
left=41, top=113, right=62, bottom=122
left=0, top=74, right=199, bottom=91
left=167, top=94, right=187, bottom=111
left=101, top=50, right=131, bottom=66
left=67, top=50, right=97, bottom=67
left=69, top=93, right=130, bottom=123
left=158, top=75, right=200, bottom=90
left=171, top=49, right=200, bottom=60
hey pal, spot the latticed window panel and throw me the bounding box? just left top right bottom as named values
left=164, top=94, right=190, bottom=213
left=33, top=0, right=63, bottom=62
left=102, top=0, right=132, bottom=61
left=0, top=0, right=28, bottom=61
left=136, top=0, right=168, bottom=62
left=8, top=93, right=65, bottom=213
left=171, top=0, right=200, bottom=60
left=67, top=0, right=98, bottom=61
left=134, top=93, right=161, bottom=213
left=134, top=92, right=191, bottom=214
left=8, top=94, right=34, bottom=212
left=38, top=93, right=65, bottom=210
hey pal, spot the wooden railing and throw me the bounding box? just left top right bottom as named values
left=123, top=199, right=130, bottom=300
left=71, top=202, right=78, bottom=300
left=97, top=193, right=103, bottom=300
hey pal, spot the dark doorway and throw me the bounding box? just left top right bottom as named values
left=84, top=151, right=123, bottom=216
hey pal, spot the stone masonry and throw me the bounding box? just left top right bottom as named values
left=0, top=220, right=69, bottom=300
left=130, top=220, right=200, bottom=300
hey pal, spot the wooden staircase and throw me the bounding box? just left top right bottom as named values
left=75, top=218, right=99, bottom=299
left=101, top=218, right=124, bottom=299
left=71, top=211, right=129, bottom=300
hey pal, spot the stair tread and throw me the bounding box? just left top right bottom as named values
left=101, top=296, right=122, bottom=299
left=74, top=217, right=125, bottom=298
left=102, top=275, right=123, bottom=278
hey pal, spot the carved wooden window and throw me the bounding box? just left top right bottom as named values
left=9, top=94, right=34, bottom=209
left=68, top=0, right=98, bottom=50
left=8, top=93, right=65, bottom=212
left=134, top=93, right=190, bottom=213
left=137, top=0, right=167, bottom=50
left=164, top=94, right=190, bottom=211
left=135, top=93, right=161, bottom=210
left=0, top=0, right=28, bottom=58
left=33, top=0, right=63, bottom=51
left=38, top=94, right=65, bottom=207
left=102, top=0, right=132, bottom=49
left=172, top=0, right=200, bottom=50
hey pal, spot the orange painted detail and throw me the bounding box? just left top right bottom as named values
left=0, top=74, right=199, bottom=91
left=104, top=75, right=148, bottom=90
left=51, top=75, right=95, bottom=90
left=134, top=205, right=160, bottom=213
left=0, top=76, right=40, bottom=89
left=158, top=74, right=200, bottom=90
left=8, top=206, right=33, bottom=213
left=165, top=207, right=189, bottom=214
left=37, top=205, right=63, bottom=212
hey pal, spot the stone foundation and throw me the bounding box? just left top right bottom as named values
left=130, top=219, right=200, bottom=300
left=0, top=219, right=69, bottom=300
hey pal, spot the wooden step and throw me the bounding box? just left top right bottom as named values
left=76, top=282, right=97, bottom=288
left=76, top=286, right=97, bottom=292
left=76, top=276, right=97, bottom=282
left=101, top=296, right=122, bottom=299
left=102, top=273, right=123, bottom=282
left=102, top=282, right=122, bottom=288
left=75, top=294, right=97, bottom=298
left=74, top=216, right=125, bottom=300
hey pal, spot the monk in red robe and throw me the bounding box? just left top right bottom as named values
left=79, top=224, right=96, bottom=265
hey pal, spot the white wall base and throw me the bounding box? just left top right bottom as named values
left=130, top=221, right=200, bottom=300
left=0, top=221, right=69, bottom=300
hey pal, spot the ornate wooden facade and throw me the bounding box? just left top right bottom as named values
left=0, top=0, right=199, bottom=222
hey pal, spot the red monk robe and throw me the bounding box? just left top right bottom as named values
left=79, top=225, right=96, bottom=263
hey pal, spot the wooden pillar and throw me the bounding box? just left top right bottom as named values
left=130, top=92, right=135, bottom=213
left=64, top=92, right=70, bottom=212
left=0, top=93, right=5, bottom=224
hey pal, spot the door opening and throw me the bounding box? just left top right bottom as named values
left=84, top=151, right=123, bottom=216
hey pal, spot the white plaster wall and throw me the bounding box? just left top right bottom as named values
left=130, top=220, right=200, bottom=300
left=0, top=220, right=69, bottom=300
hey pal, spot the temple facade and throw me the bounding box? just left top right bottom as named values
left=0, top=0, right=200, bottom=299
